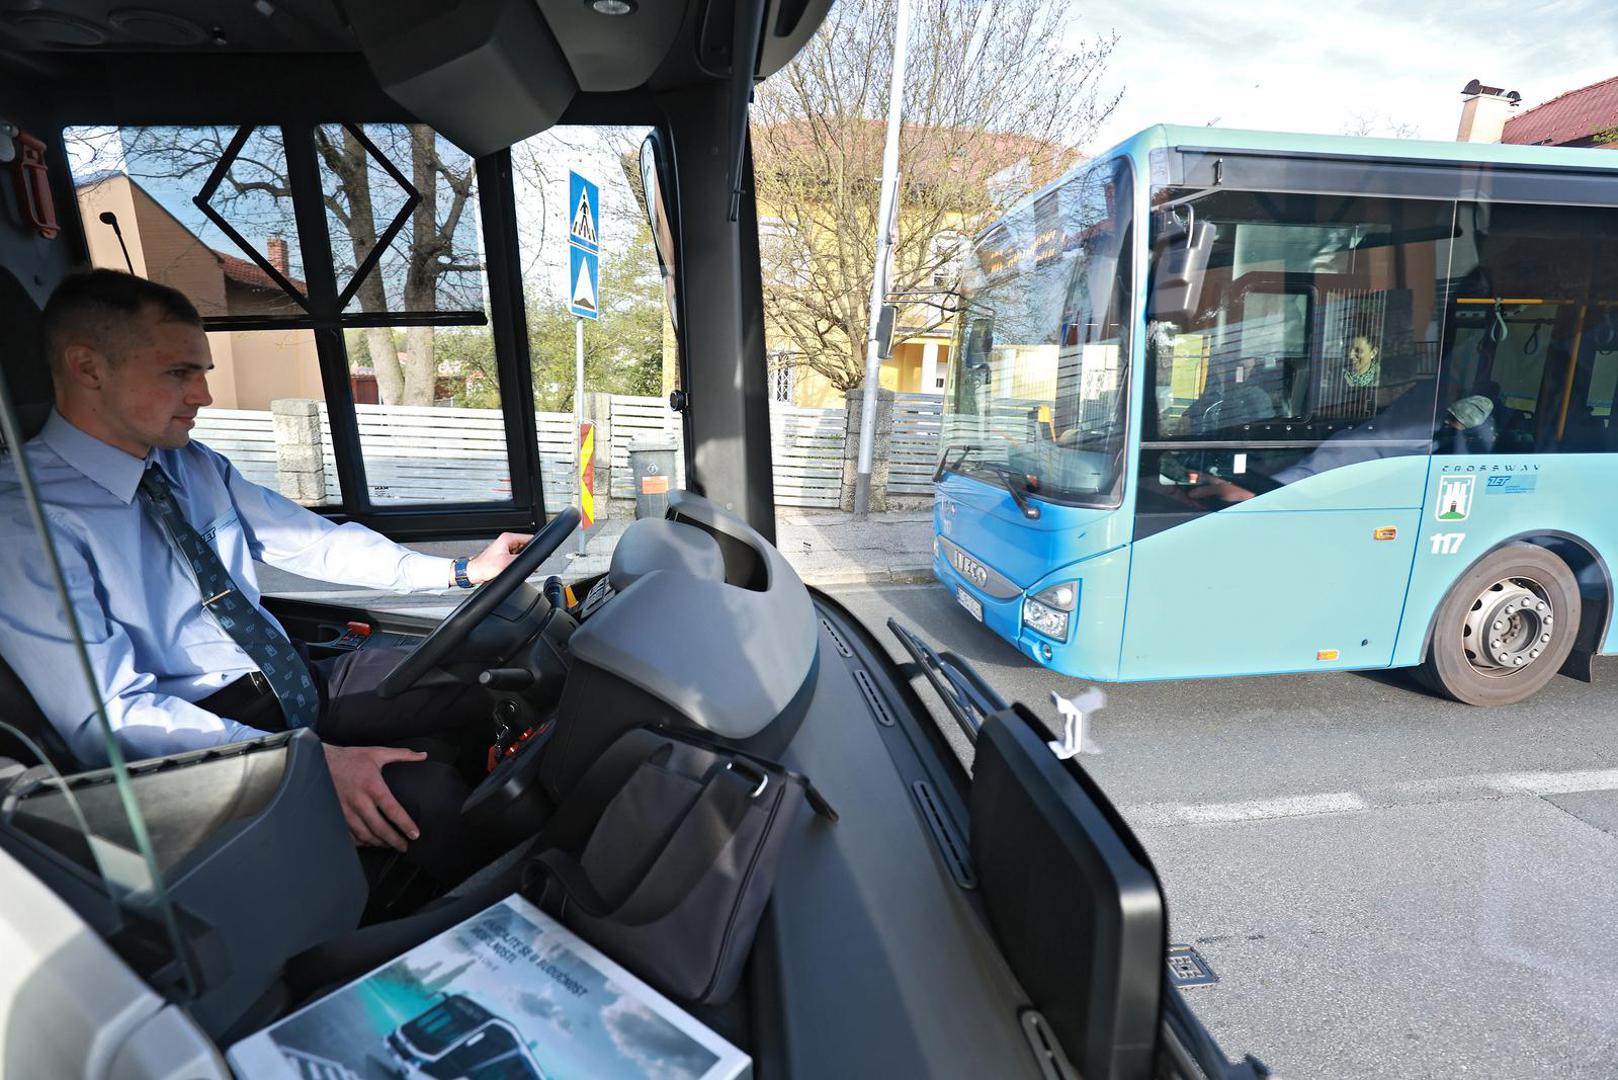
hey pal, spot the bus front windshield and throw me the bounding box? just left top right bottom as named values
left=941, top=157, right=1135, bottom=508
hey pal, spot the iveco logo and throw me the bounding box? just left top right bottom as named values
left=954, top=551, right=989, bottom=588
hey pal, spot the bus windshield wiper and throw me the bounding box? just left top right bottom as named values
left=978, top=461, right=1041, bottom=520
left=933, top=442, right=979, bottom=481
left=934, top=444, right=1040, bottom=519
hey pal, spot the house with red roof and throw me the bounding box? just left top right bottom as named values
left=74, top=171, right=324, bottom=410
left=1456, top=74, right=1618, bottom=149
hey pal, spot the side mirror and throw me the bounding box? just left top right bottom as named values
left=1148, top=207, right=1214, bottom=326
left=639, top=133, right=679, bottom=331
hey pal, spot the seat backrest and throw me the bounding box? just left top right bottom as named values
left=0, top=653, right=77, bottom=773
left=0, top=267, right=52, bottom=446
left=0, top=271, right=73, bottom=770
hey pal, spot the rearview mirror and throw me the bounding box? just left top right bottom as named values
left=1148, top=207, right=1214, bottom=326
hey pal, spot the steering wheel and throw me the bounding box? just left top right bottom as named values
left=375, top=508, right=581, bottom=699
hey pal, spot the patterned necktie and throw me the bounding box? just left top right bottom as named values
left=137, top=465, right=320, bottom=729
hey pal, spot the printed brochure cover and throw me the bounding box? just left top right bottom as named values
left=228, top=894, right=749, bottom=1080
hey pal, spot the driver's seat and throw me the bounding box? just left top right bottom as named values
left=0, top=651, right=78, bottom=773
left=0, top=272, right=74, bottom=773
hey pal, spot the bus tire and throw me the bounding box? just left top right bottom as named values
left=1419, top=542, right=1580, bottom=706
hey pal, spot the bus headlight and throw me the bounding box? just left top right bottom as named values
left=1022, top=582, right=1076, bottom=640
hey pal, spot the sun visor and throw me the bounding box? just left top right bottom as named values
left=346, top=0, right=577, bottom=158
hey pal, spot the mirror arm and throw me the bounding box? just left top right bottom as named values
left=726, top=0, right=769, bottom=222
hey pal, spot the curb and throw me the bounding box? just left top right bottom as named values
left=800, top=566, right=935, bottom=588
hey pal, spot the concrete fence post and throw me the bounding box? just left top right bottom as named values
left=841, top=386, right=895, bottom=512
left=270, top=399, right=326, bottom=504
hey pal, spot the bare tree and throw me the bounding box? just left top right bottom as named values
left=751, top=0, right=1120, bottom=392
left=71, top=124, right=483, bottom=406
left=1340, top=112, right=1422, bottom=139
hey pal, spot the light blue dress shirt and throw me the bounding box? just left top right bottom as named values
left=0, top=410, right=454, bottom=766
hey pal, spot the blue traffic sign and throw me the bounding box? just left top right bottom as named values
left=569, top=244, right=599, bottom=320
left=568, top=171, right=600, bottom=255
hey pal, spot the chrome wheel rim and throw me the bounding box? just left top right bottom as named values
left=1462, top=575, right=1554, bottom=677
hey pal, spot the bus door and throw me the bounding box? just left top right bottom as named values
left=1120, top=189, right=1456, bottom=678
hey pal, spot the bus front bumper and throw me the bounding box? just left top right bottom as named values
left=933, top=545, right=1073, bottom=668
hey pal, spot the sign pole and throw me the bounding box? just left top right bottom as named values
left=565, top=167, right=600, bottom=557
left=575, top=315, right=587, bottom=556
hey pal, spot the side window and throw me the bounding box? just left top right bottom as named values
left=510, top=126, right=681, bottom=533
left=65, top=124, right=515, bottom=513
left=1140, top=191, right=1452, bottom=508
left=1439, top=201, right=1618, bottom=455
left=314, top=124, right=504, bottom=505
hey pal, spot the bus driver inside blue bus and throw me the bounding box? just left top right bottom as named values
left=1190, top=349, right=1494, bottom=502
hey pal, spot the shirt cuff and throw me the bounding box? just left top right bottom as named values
left=401, top=553, right=457, bottom=592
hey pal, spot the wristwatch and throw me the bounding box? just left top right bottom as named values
left=453, top=556, right=474, bottom=589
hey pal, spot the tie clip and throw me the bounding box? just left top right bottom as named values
left=203, top=588, right=233, bottom=606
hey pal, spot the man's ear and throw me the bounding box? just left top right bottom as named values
left=60, top=343, right=109, bottom=390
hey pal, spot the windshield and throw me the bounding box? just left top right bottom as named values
left=939, top=156, right=1135, bottom=507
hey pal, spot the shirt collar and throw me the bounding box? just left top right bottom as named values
left=38, top=409, right=166, bottom=505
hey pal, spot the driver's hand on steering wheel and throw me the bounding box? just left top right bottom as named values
left=461, top=532, right=533, bottom=587
left=322, top=744, right=427, bottom=851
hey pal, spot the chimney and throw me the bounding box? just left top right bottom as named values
left=266, top=233, right=289, bottom=275
left=1456, top=79, right=1521, bottom=143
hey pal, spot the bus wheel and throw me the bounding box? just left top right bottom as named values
left=1420, top=542, right=1579, bottom=706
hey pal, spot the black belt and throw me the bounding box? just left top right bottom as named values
left=198, top=670, right=275, bottom=719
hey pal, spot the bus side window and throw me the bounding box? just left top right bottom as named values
left=1440, top=201, right=1618, bottom=455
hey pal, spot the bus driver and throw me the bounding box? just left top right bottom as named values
left=0, top=270, right=531, bottom=882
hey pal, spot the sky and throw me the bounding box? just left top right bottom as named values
left=1074, top=0, right=1618, bottom=152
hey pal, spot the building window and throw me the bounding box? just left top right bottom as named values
left=767, top=353, right=796, bottom=403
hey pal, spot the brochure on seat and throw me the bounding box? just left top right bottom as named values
left=227, top=894, right=749, bottom=1080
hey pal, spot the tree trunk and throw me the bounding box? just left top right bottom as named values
left=333, top=126, right=406, bottom=404
left=401, top=125, right=441, bottom=406
left=404, top=325, right=437, bottom=404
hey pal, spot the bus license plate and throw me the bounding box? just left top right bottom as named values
left=956, top=587, right=983, bottom=622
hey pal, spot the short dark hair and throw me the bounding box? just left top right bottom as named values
left=41, top=270, right=202, bottom=376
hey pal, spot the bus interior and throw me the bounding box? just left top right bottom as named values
left=0, top=3, right=1260, bottom=1078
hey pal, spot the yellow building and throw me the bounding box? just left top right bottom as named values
left=75, top=173, right=324, bottom=410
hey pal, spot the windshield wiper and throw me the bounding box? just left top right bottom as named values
left=888, top=619, right=1008, bottom=746
left=978, top=462, right=1041, bottom=520
left=934, top=444, right=1040, bottom=519
left=932, top=442, right=978, bottom=482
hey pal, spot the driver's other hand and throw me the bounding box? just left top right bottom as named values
left=1189, top=478, right=1256, bottom=503
left=322, top=744, right=426, bottom=851
left=466, top=532, right=532, bottom=585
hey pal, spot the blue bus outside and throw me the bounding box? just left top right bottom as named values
left=933, top=125, right=1618, bottom=705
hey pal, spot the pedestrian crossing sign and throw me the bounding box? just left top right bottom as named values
left=569, top=243, right=599, bottom=320
left=568, top=170, right=599, bottom=254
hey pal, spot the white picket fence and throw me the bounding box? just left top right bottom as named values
left=890, top=393, right=944, bottom=496
left=191, top=393, right=947, bottom=511
left=770, top=402, right=846, bottom=508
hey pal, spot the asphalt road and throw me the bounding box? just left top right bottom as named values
left=833, top=581, right=1618, bottom=1080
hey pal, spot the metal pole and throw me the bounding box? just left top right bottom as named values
left=575, top=315, right=587, bottom=555
left=852, top=0, right=910, bottom=519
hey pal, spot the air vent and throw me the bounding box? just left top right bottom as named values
left=911, top=780, right=975, bottom=889
left=852, top=669, right=894, bottom=726
left=820, top=617, right=854, bottom=658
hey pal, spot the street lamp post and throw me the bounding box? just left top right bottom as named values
left=851, top=0, right=910, bottom=520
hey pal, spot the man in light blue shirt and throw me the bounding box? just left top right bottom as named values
left=0, top=270, right=529, bottom=871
